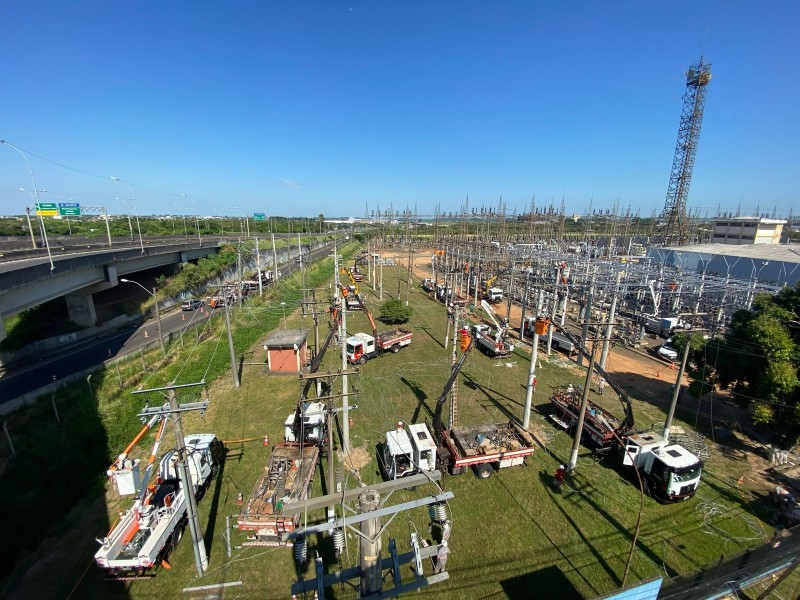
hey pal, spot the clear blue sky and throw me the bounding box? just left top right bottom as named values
left=1, top=1, right=797, bottom=219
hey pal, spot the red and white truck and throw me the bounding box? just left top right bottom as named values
left=346, top=309, right=413, bottom=364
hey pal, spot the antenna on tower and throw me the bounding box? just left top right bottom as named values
left=660, top=56, right=712, bottom=246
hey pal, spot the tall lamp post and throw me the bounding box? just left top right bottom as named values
left=182, top=193, right=202, bottom=246
left=19, top=187, right=54, bottom=270
left=116, top=197, right=134, bottom=241
left=120, top=278, right=166, bottom=356
left=2, top=139, right=54, bottom=270
left=110, top=177, right=144, bottom=253
left=280, top=301, right=287, bottom=329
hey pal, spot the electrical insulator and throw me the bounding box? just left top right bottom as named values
left=332, top=528, right=345, bottom=556
left=294, top=537, right=307, bottom=564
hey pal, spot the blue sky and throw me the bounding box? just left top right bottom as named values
left=1, top=2, right=797, bottom=219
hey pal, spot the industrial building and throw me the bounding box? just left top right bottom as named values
left=710, top=216, right=786, bottom=245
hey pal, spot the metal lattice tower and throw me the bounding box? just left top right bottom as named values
left=661, top=57, right=712, bottom=246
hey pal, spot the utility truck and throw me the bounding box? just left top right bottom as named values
left=284, top=401, right=327, bottom=446
left=549, top=326, right=703, bottom=501
left=476, top=300, right=514, bottom=357
left=422, top=278, right=435, bottom=293
left=346, top=308, right=412, bottom=364
left=486, top=287, right=503, bottom=303
left=94, top=434, right=223, bottom=578
left=381, top=330, right=536, bottom=480
left=237, top=442, right=319, bottom=546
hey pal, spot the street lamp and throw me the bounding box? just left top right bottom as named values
left=110, top=177, right=144, bottom=253
left=116, top=197, right=134, bottom=241
left=120, top=278, right=166, bottom=355
left=280, top=301, right=287, bottom=329
left=19, top=187, right=44, bottom=249
left=20, top=187, right=54, bottom=269
left=182, top=193, right=202, bottom=247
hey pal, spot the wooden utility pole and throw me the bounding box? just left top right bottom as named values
left=567, top=339, right=598, bottom=472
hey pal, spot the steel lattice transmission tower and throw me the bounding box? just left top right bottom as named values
left=661, top=57, right=712, bottom=246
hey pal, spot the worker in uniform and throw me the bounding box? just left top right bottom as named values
left=434, top=541, right=450, bottom=574
left=553, top=464, right=566, bottom=491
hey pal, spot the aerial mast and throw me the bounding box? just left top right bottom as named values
left=660, top=57, right=712, bottom=246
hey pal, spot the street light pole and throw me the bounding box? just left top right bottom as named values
left=120, top=279, right=166, bottom=356
left=20, top=187, right=54, bottom=270
left=280, top=302, right=287, bottom=329
left=182, top=194, right=202, bottom=246
left=24, top=206, right=37, bottom=249
left=110, top=177, right=144, bottom=253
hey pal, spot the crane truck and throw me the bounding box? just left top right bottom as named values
left=346, top=307, right=413, bottom=364
left=94, top=433, right=223, bottom=578
left=548, top=325, right=703, bottom=502
left=381, top=330, right=536, bottom=480
left=475, top=300, right=514, bottom=357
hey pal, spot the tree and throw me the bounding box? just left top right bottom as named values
left=379, top=298, right=412, bottom=324
left=689, top=284, right=800, bottom=446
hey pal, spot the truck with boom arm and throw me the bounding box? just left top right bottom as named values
left=475, top=300, right=514, bottom=357
left=382, top=330, right=536, bottom=480
left=346, top=307, right=412, bottom=364
left=94, top=433, right=223, bottom=578
left=548, top=325, right=703, bottom=501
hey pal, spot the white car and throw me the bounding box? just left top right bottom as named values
left=658, top=344, right=678, bottom=361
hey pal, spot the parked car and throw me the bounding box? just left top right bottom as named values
left=181, top=299, right=203, bottom=311
left=657, top=344, right=678, bottom=361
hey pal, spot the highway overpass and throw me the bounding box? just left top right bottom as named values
left=0, top=240, right=220, bottom=341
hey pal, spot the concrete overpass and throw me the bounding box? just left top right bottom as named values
left=0, top=241, right=220, bottom=341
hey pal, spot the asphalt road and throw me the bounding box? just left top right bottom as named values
left=0, top=241, right=333, bottom=403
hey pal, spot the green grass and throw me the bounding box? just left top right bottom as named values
left=1, top=258, right=783, bottom=599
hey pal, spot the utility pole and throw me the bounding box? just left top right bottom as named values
left=578, top=281, right=594, bottom=367
left=223, top=295, right=240, bottom=389
left=523, top=290, right=544, bottom=429
left=567, top=338, right=598, bottom=472
left=255, top=237, right=263, bottom=296
left=599, top=294, right=617, bottom=371
left=663, top=338, right=691, bottom=440
left=272, top=233, right=279, bottom=283
left=359, top=489, right=382, bottom=596
left=341, top=300, right=350, bottom=451
left=519, top=271, right=530, bottom=340
left=546, top=264, right=560, bottom=355
left=132, top=382, right=210, bottom=577
left=298, top=233, right=304, bottom=314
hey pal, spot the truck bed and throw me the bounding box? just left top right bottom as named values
left=445, top=421, right=536, bottom=469
left=550, top=390, right=621, bottom=446
left=378, top=327, right=412, bottom=343
left=237, top=444, right=319, bottom=543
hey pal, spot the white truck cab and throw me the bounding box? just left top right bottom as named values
left=346, top=332, right=376, bottom=362
left=284, top=401, right=327, bottom=445
left=487, top=287, right=503, bottom=303
left=623, top=432, right=702, bottom=501
left=382, top=423, right=437, bottom=480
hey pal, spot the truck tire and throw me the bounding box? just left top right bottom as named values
left=171, top=522, right=185, bottom=552
left=358, top=356, right=366, bottom=365
left=474, top=463, right=494, bottom=479
left=391, top=345, right=400, bottom=353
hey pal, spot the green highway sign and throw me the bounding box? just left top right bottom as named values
left=35, top=202, right=58, bottom=216
left=253, top=213, right=266, bottom=220
left=58, top=203, right=82, bottom=216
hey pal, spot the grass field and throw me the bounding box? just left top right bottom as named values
left=2, top=259, right=794, bottom=600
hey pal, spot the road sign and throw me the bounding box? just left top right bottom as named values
left=35, top=202, right=58, bottom=216
left=253, top=213, right=266, bottom=220
left=58, top=203, right=82, bottom=216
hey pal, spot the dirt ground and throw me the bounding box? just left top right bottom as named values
left=373, top=247, right=788, bottom=495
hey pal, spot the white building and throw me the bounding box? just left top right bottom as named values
left=711, top=216, right=786, bottom=245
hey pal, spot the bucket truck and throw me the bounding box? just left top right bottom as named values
left=476, top=300, right=514, bottom=357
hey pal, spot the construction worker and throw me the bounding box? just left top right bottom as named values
left=598, top=379, right=606, bottom=396
left=441, top=519, right=451, bottom=543
left=434, top=541, right=450, bottom=574
left=553, top=465, right=566, bottom=491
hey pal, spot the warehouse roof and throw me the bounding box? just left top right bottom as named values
left=662, top=243, right=800, bottom=264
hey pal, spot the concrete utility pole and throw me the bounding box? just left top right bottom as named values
left=255, top=237, right=263, bottom=296
left=546, top=264, right=560, bottom=355
left=519, top=271, right=530, bottom=340
left=578, top=281, right=594, bottom=367
left=223, top=296, right=240, bottom=389
left=663, top=338, right=691, bottom=440
left=568, top=339, right=598, bottom=472
left=359, top=489, right=383, bottom=596
left=341, top=300, right=350, bottom=451
left=298, top=233, right=304, bottom=313
left=599, top=294, right=617, bottom=371
left=271, top=233, right=279, bottom=283
left=168, top=386, right=208, bottom=575
left=523, top=290, right=545, bottom=429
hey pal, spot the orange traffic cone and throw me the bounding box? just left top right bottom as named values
left=655, top=370, right=661, bottom=378
left=144, top=330, right=149, bottom=338
left=263, top=434, right=270, bottom=446
left=737, top=475, right=744, bottom=485
left=236, top=492, right=244, bottom=505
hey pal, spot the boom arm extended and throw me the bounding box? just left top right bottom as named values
left=553, top=325, right=635, bottom=431
left=432, top=333, right=474, bottom=436
left=480, top=300, right=507, bottom=341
